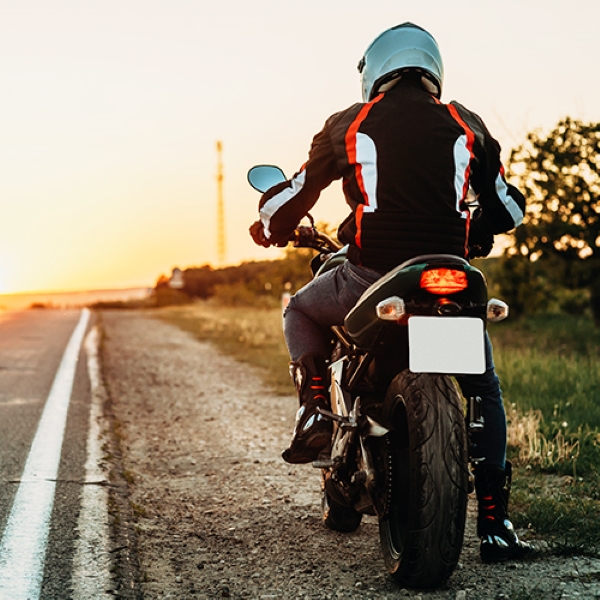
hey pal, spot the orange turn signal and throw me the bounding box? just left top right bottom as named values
left=376, top=296, right=406, bottom=321
left=420, top=268, right=468, bottom=295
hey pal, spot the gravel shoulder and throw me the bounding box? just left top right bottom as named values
left=100, top=310, right=600, bottom=599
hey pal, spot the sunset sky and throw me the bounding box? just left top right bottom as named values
left=1, top=0, right=598, bottom=294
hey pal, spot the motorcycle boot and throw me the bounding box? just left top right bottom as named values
left=282, top=353, right=333, bottom=464
left=475, top=461, right=534, bottom=562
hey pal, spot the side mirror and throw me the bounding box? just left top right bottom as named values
left=247, top=165, right=287, bottom=193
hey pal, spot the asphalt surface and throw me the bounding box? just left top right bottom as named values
left=0, top=308, right=98, bottom=599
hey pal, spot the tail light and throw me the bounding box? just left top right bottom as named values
left=420, top=268, right=468, bottom=295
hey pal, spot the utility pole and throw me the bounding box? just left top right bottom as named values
left=216, top=140, right=226, bottom=265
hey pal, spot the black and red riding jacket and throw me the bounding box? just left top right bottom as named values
left=258, top=81, right=525, bottom=273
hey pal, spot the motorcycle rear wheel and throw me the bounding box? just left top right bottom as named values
left=378, top=370, right=468, bottom=588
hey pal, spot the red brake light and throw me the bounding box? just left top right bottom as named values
left=420, top=268, right=468, bottom=295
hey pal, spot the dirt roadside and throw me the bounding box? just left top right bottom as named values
left=99, top=310, right=600, bottom=599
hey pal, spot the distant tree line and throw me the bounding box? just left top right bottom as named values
left=155, top=247, right=315, bottom=307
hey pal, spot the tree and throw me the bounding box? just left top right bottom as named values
left=508, top=117, right=600, bottom=323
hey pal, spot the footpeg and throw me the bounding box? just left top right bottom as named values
left=315, top=407, right=345, bottom=422
left=316, top=408, right=357, bottom=430
left=312, top=458, right=334, bottom=469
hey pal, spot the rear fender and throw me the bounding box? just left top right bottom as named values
left=345, top=257, right=487, bottom=349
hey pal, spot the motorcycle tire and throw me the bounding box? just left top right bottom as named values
left=378, top=370, right=468, bottom=589
left=321, top=486, right=362, bottom=533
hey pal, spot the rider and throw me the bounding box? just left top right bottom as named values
left=250, top=22, right=532, bottom=563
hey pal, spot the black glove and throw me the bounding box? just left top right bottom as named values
left=249, top=220, right=271, bottom=248
left=468, top=210, right=494, bottom=259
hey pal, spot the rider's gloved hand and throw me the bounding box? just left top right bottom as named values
left=468, top=233, right=494, bottom=259
left=468, top=209, right=494, bottom=259
left=250, top=220, right=271, bottom=247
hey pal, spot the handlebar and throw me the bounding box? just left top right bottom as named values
left=288, top=226, right=342, bottom=254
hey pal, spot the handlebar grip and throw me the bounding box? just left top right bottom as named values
left=292, top=226, right=316, bottom=244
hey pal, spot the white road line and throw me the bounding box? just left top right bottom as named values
left=71, top=325, right=112, bottom=598
left=0, top=309, right=90, bottom=599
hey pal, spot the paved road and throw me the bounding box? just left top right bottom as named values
left=0, top=308, right=110, bottom=599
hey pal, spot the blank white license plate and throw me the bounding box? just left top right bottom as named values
left=408, top=316, right=485, bottom=375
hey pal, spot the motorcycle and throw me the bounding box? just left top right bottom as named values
left=248, top=165, right=509, bottom=588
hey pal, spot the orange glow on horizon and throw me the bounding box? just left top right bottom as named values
left=0, top=3, right=597, bottom=295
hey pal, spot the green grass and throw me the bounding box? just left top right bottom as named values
left=489, top=314, right=600, bottom=555
left=156, top=301, right=294, bottom=395
left=491, top=315, right=600, bottom=432
left=511, top=471, right=600, bottom=556
left=157, top=303, right=600, bottom=556
left=490, top=315, right=600, bottom=480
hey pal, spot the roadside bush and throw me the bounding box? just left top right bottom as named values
left=555, top=287, right=591, bottom=316
left=489, top=255, right=553, bottom=317
left=152, top=288, right=191, bottom=307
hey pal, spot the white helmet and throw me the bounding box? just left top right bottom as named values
left=358, top=23, right=444, bottom=102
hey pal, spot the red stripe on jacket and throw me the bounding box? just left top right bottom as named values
left=344, top=94, right=384, bottom=248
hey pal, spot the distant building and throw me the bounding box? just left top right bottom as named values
left=168, top=268, right=185, bottom=290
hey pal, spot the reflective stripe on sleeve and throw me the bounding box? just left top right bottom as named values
left=495, top=173, right=524, bottom=227
left=259, top=170, right=307, bottom=238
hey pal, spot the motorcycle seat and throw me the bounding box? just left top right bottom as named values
left=393, top=253, right=468, bottom=271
